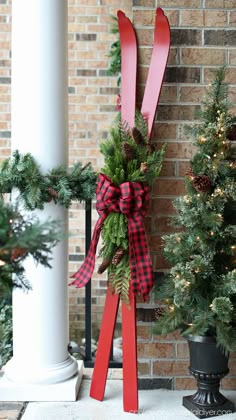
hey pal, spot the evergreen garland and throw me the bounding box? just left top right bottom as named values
left=99, top=111, right=166, bottom=302
left=0, top=150, right=97, bottom=210
left=154, top=68, right=236, bottom=353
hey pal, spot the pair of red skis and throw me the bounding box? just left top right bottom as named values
left=89, top=8, right=170, bottom=413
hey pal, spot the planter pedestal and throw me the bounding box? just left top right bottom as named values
left=183, top=335, right=234, bottom=418
left=183, top=371, right=234, bottom=419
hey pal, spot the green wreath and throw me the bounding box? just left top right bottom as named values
left=0, top=150, right=97, bottom=210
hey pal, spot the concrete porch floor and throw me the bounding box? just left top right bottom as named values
left=15, top=379, right=236, bottom=420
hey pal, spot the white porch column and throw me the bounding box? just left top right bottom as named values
left=0, top=0, right=82, bottom=400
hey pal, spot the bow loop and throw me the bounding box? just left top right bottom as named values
left=96, top=174, right=120, bottom=214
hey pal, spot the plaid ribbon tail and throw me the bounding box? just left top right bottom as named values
left=69, top=214, right=106, bottom=288
left=128, top=213, right=153, bottom=300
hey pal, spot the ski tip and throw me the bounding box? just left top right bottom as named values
left=117, top=10, right=126, bottom=20
left=156, top=7, right=165, bottom=17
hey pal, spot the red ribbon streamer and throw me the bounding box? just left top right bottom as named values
left=70, top=173, right=153, bottom=300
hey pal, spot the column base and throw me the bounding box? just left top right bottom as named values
left=0, top=361, right=83, bottom=401
left=4, top=354, right=78, bottom=385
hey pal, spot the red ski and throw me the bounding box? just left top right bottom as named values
left=89, top=7, right=170, bottom=414
left=117, top=10, right=137, bottom=128
left=141, top=8, right=170, bottom=137
left=90, top=11, right=139, bottom=413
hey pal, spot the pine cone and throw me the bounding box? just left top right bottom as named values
left=122, top=142, right=135, bottom=161
left=154, top=307, right=165, bottom=319
left=185, top=167, right=195, bottom=179
left=97, top=258, right=111, bottom=274
left=147, top=142, right=155, bottom=154
left=11, top=248, right=26, bottom=260
left=48, top=187, right=59, bottom=198
left=131, top=127, right=145, bottom=146
left=112, top=247, right=125, bottom=266
left=140, top=162, right=149, bottom=173
left=227, top=125, right=236, bottom=141
left=193, top=175, right=212, bottom=193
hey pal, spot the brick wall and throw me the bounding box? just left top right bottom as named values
left=1, top=0, right=236, bottom=390
left=0, top=0, right=11, bottom=161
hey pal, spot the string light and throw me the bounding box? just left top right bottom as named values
left=0, top=260, right=6, bottom=266
left=183, top=195, right=190, bottom=203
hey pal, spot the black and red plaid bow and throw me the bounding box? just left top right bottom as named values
left=70, top=173, right=153, bottom=300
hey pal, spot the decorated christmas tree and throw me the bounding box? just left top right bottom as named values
left=154, top=68, right=236, bottom=352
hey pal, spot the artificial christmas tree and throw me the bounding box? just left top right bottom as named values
left=0, top=199, right=62, bottom=296
left=0, top=199, right=63, bottom=367
left=154, top=68, right=236, bottom=418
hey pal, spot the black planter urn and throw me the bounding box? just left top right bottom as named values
left=183, top=335, right=235, bottom=419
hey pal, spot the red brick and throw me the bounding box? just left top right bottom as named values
left=153, top=179, right=185, bottom=196
left=160, top=161, right=177, bottom=177
left=153, top=360, right=189, bottom=376
left=175, top=377, right=196, bottom=390
left=152, top=330, right=183, bottom=341
left=138, top=342, right=174, bottom=358
left=152, top=198, right=175, bottom=215
left=159, top=0, right=200, bottom=6
left=178, top=161, right=191, bottom=177
left=138, top=361, right=151, bottom=376
left=221, top=377, right=236, bottom=390
left=152, top=123, right=177, bottom=140
left=153, top=253, right=171, bottom=270
left=181, top=48, right=225, bottom=66
left=157, top=142, right=194, bottom=160
left=137, top=325, right=151, bottom=341
left=176, top=342, right=189, bottom=358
